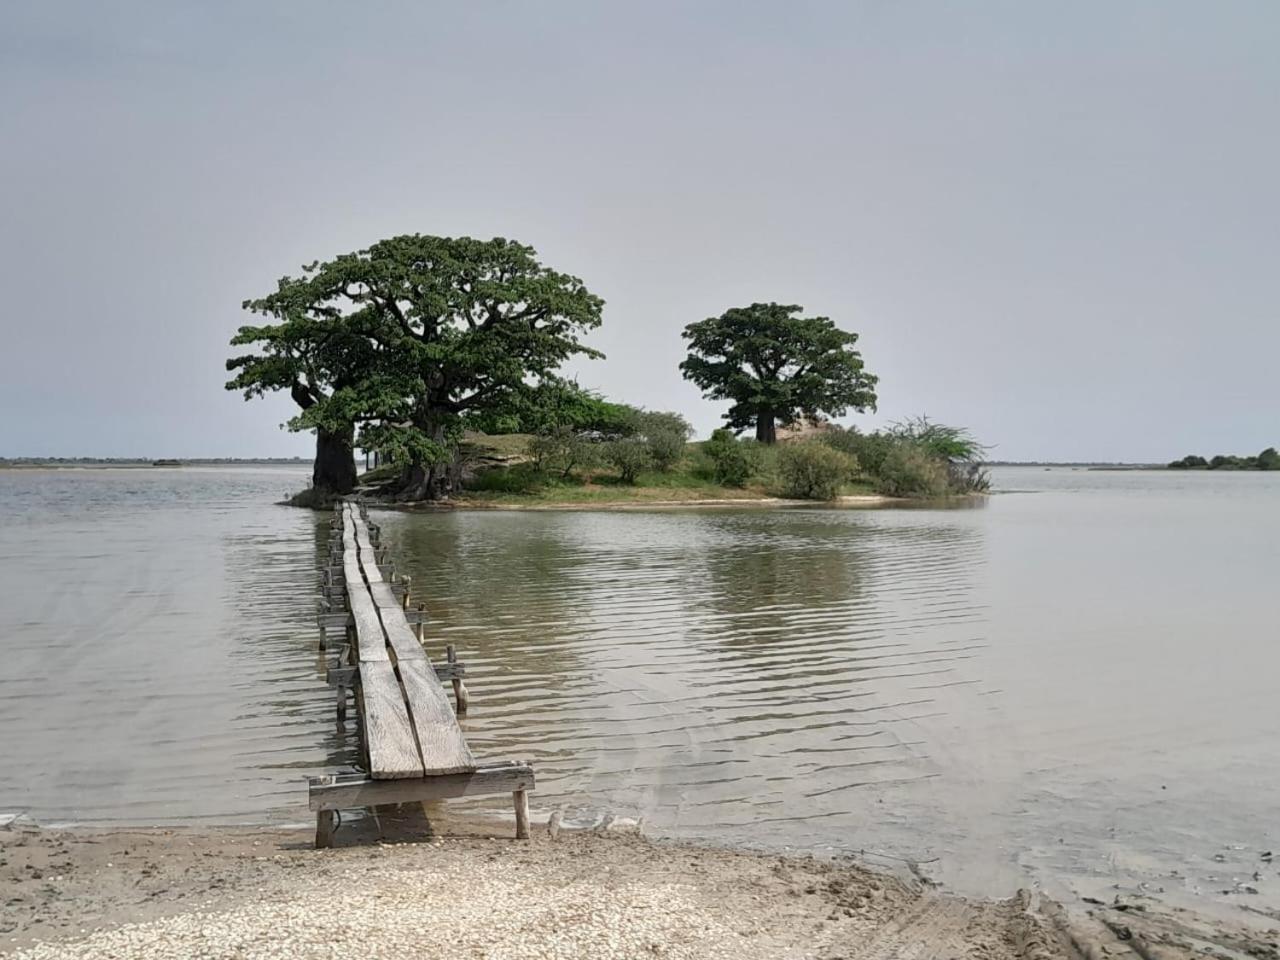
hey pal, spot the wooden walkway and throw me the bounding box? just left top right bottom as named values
left=308, top=500, right=534, bottom=847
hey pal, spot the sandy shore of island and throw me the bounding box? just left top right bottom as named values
left=4, top=814, right=1273, bottom=960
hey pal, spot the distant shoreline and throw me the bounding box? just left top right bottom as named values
left=0, top=458, right=309, bottom=469
left=983, top=461, right=1166, bottom=469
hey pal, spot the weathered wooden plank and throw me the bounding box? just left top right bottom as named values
left=342, top=510, right=388, bottom=663
left=345, top=578, right=387, bottom=662
left=308, top=761, right=534, bottom=810
left=398, top=661, right=476, bottom=774
left=359, top=661, right=425, bottom=779
left=350, top=509, right=423, bottom=662
left=352, top=517, right=379, bottom=577
left=369, top=586, right=426, bottom=662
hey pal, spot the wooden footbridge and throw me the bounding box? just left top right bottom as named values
left=307, top=499, right=534, bottom=847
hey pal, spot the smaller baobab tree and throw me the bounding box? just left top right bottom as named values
left=680, top=302, right=878, bottom=443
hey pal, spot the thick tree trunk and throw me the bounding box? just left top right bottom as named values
left=397, top=413, right=455, bottom=501
left=755, top=412, right=778, bottom=444
left=313, top=427, right=357, bottom=494
left=398, top=459, right=460, bottom=501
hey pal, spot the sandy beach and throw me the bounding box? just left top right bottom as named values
left=3, top=813, right=1276, bottom=960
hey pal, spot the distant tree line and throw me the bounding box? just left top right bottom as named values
left=1168, top=448, right=1280, bottom=471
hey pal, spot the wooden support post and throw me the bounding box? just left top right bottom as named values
left=446, top=644, right=469, bottom=715
left=316, top=810, right=336, bottom=848
left=513, top=789, right=530, bottom=840
left=414, top=602, right=426, bottom=642
left=317, top=598, right=330, bottom=651
left=336, top=678, right=347, bottom=725
left=400, top=574, right=412, bottom=610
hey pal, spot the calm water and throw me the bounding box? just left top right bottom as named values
left=1, top=465, right=1276, bottom=907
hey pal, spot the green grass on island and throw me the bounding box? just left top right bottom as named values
left=359, top=434, right=882, bottom=507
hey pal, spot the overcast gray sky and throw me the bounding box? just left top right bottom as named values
left=1, top=1, right=1276, bottom=461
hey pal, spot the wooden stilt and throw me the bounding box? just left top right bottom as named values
left=513, top=789, right=530, bottom=840
left=400, top=574, right=412, bottom=610
left=317, top=598, right=330, bottom=651
left=316, top=809, right=336, bottom=848
left=446, top=644, right=469, bottom=715
left=414, top=602, right=426, bottom=643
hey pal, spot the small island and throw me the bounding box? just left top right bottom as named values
left=226, top=235, right=988, bottom=508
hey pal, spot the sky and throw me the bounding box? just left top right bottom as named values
left=1, top=1, right=1276, bottom=462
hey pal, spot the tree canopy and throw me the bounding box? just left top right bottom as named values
left=227, top=235, right=605, bottom=499
left=680, top=302, right=877, bottom=443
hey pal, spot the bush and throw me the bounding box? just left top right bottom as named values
left=602, top=437, right=653, bottom=483
left=528, top=426, right=599, bottom=478
left=777, top=442, right=856, bottom=500
left=873, top=443, right=949, bottom=498
left=466, top=462, right=545, bottom=494
left=703, top=428, right=756, bottom=487
left=946, top=460, right=991, bottom=493
left=828, top=418, right=989, bottom=495
left=636, top=411, right=693, bottom=471
left=821, top=428, right=893, bottom=476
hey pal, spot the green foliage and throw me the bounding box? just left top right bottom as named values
left=872, top=443, right=950, bottom=497
left=680, top=302, right=877, bottom=443
left=886, top=417, right=986, bottom=463
left=821, top=418, right=989, bottom=497
left=703, top=428, right=758, bottom=487
left=1170, top=448, right=1279, bottom=471
left=946, top=460, right=992, bottom=494
left=232, top=235, right=605, bottom=499
left=527, top=425, right=600, bottom=478
left=776, top=442, right=857, bottom=500
left=633, top=410, right=693, bottom=471
left=820, top=427, right=893, bottom=475
left=465, top=462, right=555, bottom=495
left=602, top=436, right=653, bottom=483
left=467, top=380, right=635, bottom=437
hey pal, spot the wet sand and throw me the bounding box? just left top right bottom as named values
left=3, top=816, right=1276, bottom=960
left=0, top=816, right=1057, bottom=959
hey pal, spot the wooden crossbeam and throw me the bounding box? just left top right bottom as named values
left=309, top=761, right=534, bottom=811
left=327, top=661, right=465, bottom=687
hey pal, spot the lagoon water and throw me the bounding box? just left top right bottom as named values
left=1, top=464, right=1276, bottom=907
